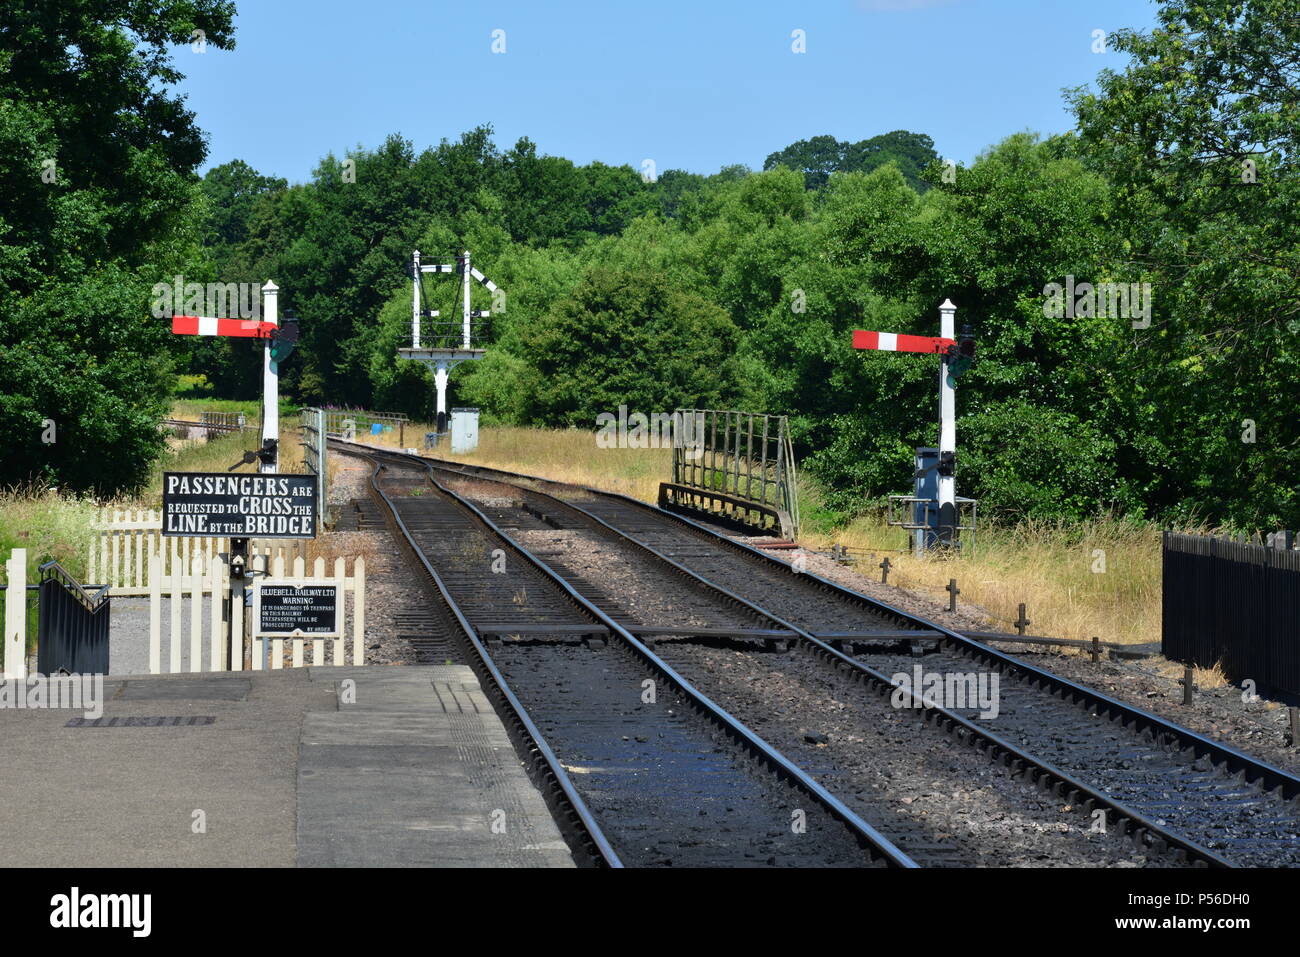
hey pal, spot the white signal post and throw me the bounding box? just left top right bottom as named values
left=260, top=280, right=279, bottom=473
left=936, top=299, right=957, bottom=543
left=463, top=249, right=473, bottom=348
left=411, top=248, right=421, bottom=348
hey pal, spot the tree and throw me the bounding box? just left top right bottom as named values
left=1066, top=0, right=1300, bottom=527
left=764, top=130, right=939, bottom=191
left=201, top=160, right=288, bottom=253
left=763, top=134, right=845, bottom=189
left=519, top=266, right=742, bottom=425
left=0, top=0, right=236, bottom=493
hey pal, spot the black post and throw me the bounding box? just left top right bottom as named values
left=1182, top=663, right=1194, bottom=706
left=880, top=557, right=891, bottom=585
left=1014, top=603, right=1030, bottom=636
left=1090, top=636, right=1101, bottom=664
left=947, top=578, right=959, bottom=613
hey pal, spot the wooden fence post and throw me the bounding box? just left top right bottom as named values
left=169, top=552, right=183, bottom=674
left=309, top=557, right=327, bottom=667
left=331, top=557, right=345, bottom=665
left=189, top=553, right=203, bottom=673
left=148, top=553, right=162, bottom=674
left=209, top=551, right=226, bottom=671
left=352, top=557, right=366, bottom=666
left=3, top=548, right=28, bottom=679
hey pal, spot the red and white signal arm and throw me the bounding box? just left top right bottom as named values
left=851, top=331, right=956, bottom=354
left=171, top=315, right=277, bottom=338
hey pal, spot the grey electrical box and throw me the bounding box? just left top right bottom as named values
left=913, top=447, right=940, bottom=552
left=450, top=408, right=479, bottom=453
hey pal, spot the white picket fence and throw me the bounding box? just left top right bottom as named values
left=148, top=551, right=364, bottom=673
left=88, top=508, right=305, bottom=596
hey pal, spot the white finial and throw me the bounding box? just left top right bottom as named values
left=939, top=298, right=955, bottom=311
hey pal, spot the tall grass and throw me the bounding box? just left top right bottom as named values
left=0, top=486, right=100, bottom=583
left=800, top=512, right=1174, bottom=646
left=170, top=398, right=297, bottom=420
left=366, top=421, right=672, bottom=503
left=0, top=407, right=307, bottom=584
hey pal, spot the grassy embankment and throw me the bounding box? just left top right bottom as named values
left=0, top=404, right=312, bottom=586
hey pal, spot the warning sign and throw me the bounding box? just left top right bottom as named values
left=162, top=472, right=318, bottom=538
left=256, top=581, right=340, bottom=636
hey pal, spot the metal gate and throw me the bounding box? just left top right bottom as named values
left=660, top=409, right=799, bottom=537
left=301, top=406, right=329, bottom=520
left=37, top=562, right=110, bottom=675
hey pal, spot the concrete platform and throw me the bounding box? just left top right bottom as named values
left=0, top=665, right=574, bottom=867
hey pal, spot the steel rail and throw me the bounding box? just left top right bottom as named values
left=381, top=447, right=1300, bottom=808
left=346, top=442, right=918, bottom=868
left=361, top=453, right=623, bottom=868
left=419, top=461, right=1235, bottom=867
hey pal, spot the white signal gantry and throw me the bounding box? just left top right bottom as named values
left=400, top=249, right=500, bottom=432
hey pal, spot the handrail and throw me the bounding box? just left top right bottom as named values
left=38, top=562, right=110, bottom=611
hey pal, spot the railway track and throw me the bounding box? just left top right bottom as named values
left=432, top=469, right=1177, bottom=866
left=353, top=445, right=914, bottom=868
left=339, top=443, right=1300, bottom=868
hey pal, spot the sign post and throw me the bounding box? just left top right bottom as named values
left=162, top=471, right=319, bottom=670
left=255, top=581, right=340, bottom=638
left=161, top=473, right=319, bottom=539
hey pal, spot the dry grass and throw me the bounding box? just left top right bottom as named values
left=801, top=514, right=1173, bottom=647
left=366, top=422, right=671, bottom=503
left=0, top=410, right=308, bottom=583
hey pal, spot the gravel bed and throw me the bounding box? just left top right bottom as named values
left=505, top=523, right=1160, bottom=867
left=767, top=539, right=1300, bottom=779
left=321, top=457, right=425, bottom=666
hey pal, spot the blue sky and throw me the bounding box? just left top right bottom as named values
left=177, top=0, right=1160, bottom=184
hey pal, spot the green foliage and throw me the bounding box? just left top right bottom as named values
left=517, top=266, right=742, bottom=425
left=1064, top=0, right=1300, bottom=527
left=0, top=0, right=235, bottom=494
left=764, top=130, right=940, bottom=191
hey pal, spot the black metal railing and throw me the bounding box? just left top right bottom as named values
left=1162, top=531, right=1300, bottom=701
left=416, top=315, right=491, bottom=351
left=37, top=562, right=110, bottom=675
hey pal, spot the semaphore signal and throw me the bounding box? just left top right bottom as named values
left=853, top=299, right=977, bottom=549
left=167, top=280, right=298, bottom=474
